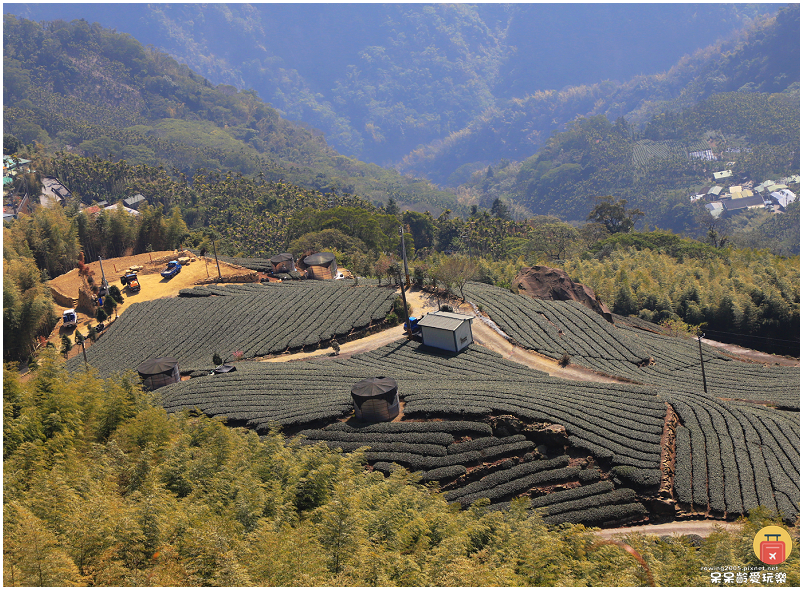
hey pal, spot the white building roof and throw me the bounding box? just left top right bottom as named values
left=104, top=205, right=140, bottom=216
left=770, top=189, right=797, bottom=209
left=705, top=202, right=724, bottom=218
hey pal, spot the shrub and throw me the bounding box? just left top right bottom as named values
left=212, top=352, right=223, bottom=366
left=60, top=335, right=72, bottom=358
left=559, top=352, right=571, bottom=367
left=96, top=308, right=108, bottom=322
left=108, top=285, right=124, bottom=304
left=392, top=296, right=413, bottom=322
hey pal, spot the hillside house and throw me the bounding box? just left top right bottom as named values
left=123, top=194, right=147, bottom=210
left=270, top=253, right=295, bottom=273
left=770, top=189, right=797, bottom=210
left=708, top=186, right=723, bottom=198
left=417, top=311, right=474, bottom=352
left=713, top=170, right=733, bottom=181
left=3, top=156, right=31, bottom=187
left=705, top=201, right=724, bottom=219
left=724, top=195, right=766, bottom=213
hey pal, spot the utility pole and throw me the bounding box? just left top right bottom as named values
left=398, top=226, right=411, bottom=334
left=81, top=338, right=88, bottom=369
left=212, top=239, right=222, bottom=279
left=97, top=256, right=109, bottom=296
left=698, top=332, right=708, bottom=394
left=399, top=225, right=411, bottom=288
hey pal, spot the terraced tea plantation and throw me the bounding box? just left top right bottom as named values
left=67, top=281, right=396, bottom=375
left=158, top=340, right=658, bottom=526
left=666, top=392, right=800, bottom=520
left=155, top=286, right=800, bottom=527
left=464, top=282, right=800, bottom=409
left=100, top=275, right=799, bottom=528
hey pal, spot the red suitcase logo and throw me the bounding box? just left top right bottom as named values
left=760, top=534, right=785, bottom=565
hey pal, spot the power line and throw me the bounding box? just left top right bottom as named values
left=701, top=329, right=800, bottom=345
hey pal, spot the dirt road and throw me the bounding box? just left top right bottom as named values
left=594, top=520, right=739, bottom=539
left=262, top=287, right=441, bottom=362
left=703, top=338, right=800, bottom=367
left=261, top=288, right=629, bottom=385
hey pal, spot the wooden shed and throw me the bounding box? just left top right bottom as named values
left=304, top=252, right=338, bottom=280
left=417, top=311, right=474, bottom=352
left=351, top=377, right=399, bottom=422
left=270, top=253, right=295, bottom=273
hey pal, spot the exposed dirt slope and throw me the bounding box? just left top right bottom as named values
left=48, top=255, right=252, bottom=348
left=513, top=265, right=613, bottom=322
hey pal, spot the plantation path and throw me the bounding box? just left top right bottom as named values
left=702, top=338, right=800, bottom=367
left=261, top=287, right=441, bottom=362
left=470, top=318, right=633, bottom=384
left=594, top=520, right=739, bottom=540
left=262, top=288, right=629, bottom=385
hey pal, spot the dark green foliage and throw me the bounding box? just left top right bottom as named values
left=107, top=285, right=124, bottom=304
left=60, top=334, right=72, bottom=358
left=444, top=455, right=571, bottom=502
left=610, top=466, right=662, bottom=488
left=541, top=488, right=636, bottom=517
left=541, top=502, right=648, bottom=526
left=577, top=469, right=602, bottom=484
left=420, top=464, right=467, bottom=483
left=587, top=197, right=644, bottom=235
left=529, top=481, right=615, bottom=509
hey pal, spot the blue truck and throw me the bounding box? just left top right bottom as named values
left=161, top=260, right=182, bottom=279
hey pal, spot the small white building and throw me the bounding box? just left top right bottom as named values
left=770, top=189, right=797, bottom=209
left=417, top=311, right=474, bottom=352
left=713, top=170, right=733, bottom=181
left=705, top=202, right=724, bottom=219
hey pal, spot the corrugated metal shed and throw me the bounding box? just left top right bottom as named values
left=708, top=186, right=723, bottom=196
left=417, top=311, right=473, bottom=331
left=417, top=311, right=474, bottom=352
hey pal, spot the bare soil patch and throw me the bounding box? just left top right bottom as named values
left=47, top=254, right=252, bottom=349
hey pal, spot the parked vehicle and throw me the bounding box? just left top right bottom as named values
left=120, top=272, right=141, bottom=292
left=62, top=308, right=78, bottom=328
left=161, top=260, right=182, bottom=279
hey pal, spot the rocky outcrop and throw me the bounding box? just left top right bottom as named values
left=512, top=266, right=613, bottom=323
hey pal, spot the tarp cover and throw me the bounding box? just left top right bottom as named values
left=270, top=253, right=294, bottom=264
left=351, top=376, right=397, bottom=398
left=304, top=252, right=336, bottom=266
left=138, top=357, right=179, bottom=376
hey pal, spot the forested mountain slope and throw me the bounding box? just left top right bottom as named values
left=2, top=15, right=461, bottom=214
left=5, top=4, right=777, bottom=169
left=404, top=4, right=800, bottom=185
